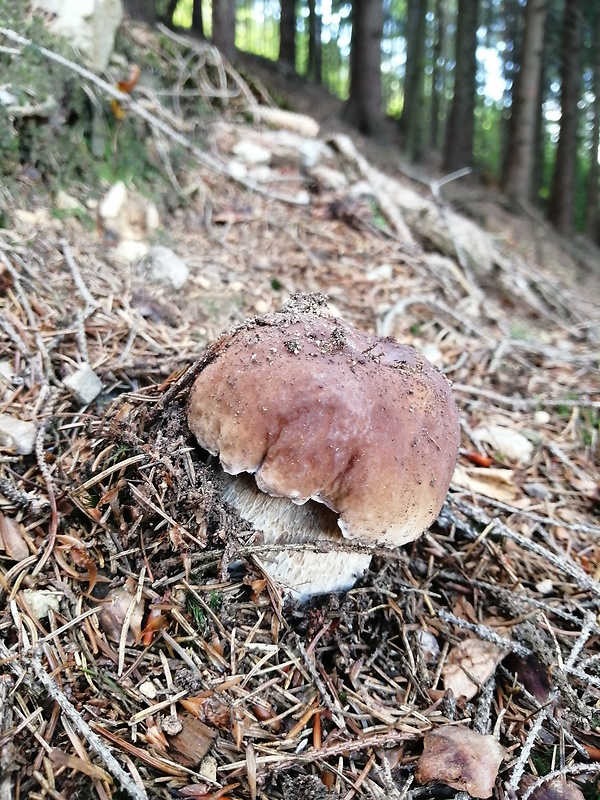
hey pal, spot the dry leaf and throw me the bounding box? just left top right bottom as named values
left=0, top=511, right=31, bottom=561
left=524, top=776, right=586, bottom=800
left=442, top=638, right=507, bottom=700
left=452, top=464, right=519, bottom=502
left=474, top=423, right=534, bottom=464
left=504, top=653, right=551, bottom=702
left=416, top=725, right=507, bottom=798
left=98, top=579, right=144, bottom=645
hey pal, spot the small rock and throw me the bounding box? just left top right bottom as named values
left=534, top=410, right=551, bottom=425
left=162, top=715, right=183, bottom=736
left=146, top=201, right=160, bottom=232
left=0, top=414, right=37, bottom=455
left=254, top=299, right=270, bottom=314
left=113, top=239, right=149, bottom=264
left=536, top=579, right=554, bottom=595
left=55, top=190, right=85, bottom=212
left=99, top=181, right=127, bottom=221
left=523, top=482, right=553, bottom=500
left=417, top=630, right=440, bottom=663
left=226, top=159, right=248, bottom=180
left=139, top=680, right=157, bottom=700
left=21, top=589, right=62, bottom=619
left=143, top=246, right=189, bottom=290
left=232, top=140, right=271, bottom=165
left=63, top=365, right=103, bottom=405
left=199, top=755, right=217, bottom=782
left=366, top=263, right=394, bottom=282
left=0, top=88, right=17, bottom=105
left=420, top=343, right=444, bottom=366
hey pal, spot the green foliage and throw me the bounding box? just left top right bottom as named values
left=0, top=3, right=165, bottom=198
left=186, top=592, right=209, bottom=635
left=208, top=590, right=223, bottom=611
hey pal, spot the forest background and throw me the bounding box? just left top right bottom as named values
left=123, top=0, right=600, bottom=246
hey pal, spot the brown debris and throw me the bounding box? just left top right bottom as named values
left=416, top=725, right=507, bottom=798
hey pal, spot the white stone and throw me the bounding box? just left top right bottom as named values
left=145, top=201, right=160, bottom=232
left=64, top=365, right=103, bottom=405
left=144, top=246, right=189, bottom=290
left=99, top=181, right=127, bottom=222
left=534, top=410, right=551, bottom=425
left=536, top=579, right=554, bottom=595
left=226, top=159, right=248, bottom=180
left=113, top=239, right=149, bottom=264
left=32, top=0, right=123, bottom=70
left=55, top=190, right=85, bottom=212
left=0, top=414, right=37, bottom=455
left=0, top=88, right=17, bottom=106
left=199, top=755, right=218, bottom=782
left=366, top=263, right=394, bottom=282
left=232, top=140, right=272, bottom=165
left=139, top=680, right=157, bottom=700
left=21, top=589, right=62, bottom=619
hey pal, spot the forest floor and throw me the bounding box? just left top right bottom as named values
left=1, top=16, right=600, bottom=800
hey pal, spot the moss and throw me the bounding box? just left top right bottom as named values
left=0, top=2, right=189, bottom=202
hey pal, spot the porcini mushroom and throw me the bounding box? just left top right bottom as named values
left=187, top=295, right=460, bottom=601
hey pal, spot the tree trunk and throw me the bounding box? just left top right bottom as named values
left=399, top=0, right=427, bottom=161
left=585, top=8, right=600, bottom=238
left=503, top=0, right=548, bottom=204
left=342, top=0, right=383, bottom=135
left=430, top=0, right=445, bottom=151
left=307, top=0, right=322, bottom=84
left=212, top=0, right=236, bottom=62
left=279, top=0, right=296, bottom=69
left=122, top=0, right=156, bottom=23
left=443, top=0, right=478, bottom=172
left=192, top=0, right=204, bottom=36
left=547, top=0, right=583, bottom=235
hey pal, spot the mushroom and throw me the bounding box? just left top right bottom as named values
left=187, top=295, right=460, bottom=601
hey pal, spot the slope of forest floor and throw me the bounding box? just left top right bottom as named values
left=0, top=15, right=600, bottom=800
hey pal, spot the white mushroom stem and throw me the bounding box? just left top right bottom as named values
left=221, top=472, right=372, bottom=602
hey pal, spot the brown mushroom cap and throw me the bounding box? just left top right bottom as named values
left=187, top=299, right=460, bottom=548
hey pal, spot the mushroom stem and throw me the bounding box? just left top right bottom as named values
left=221, top=472, right=372, bottom=602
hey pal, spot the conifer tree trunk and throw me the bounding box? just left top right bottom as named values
left=503, top=0, right=547, bottom=204
left=548, top=0, right=583, bottom=235
left=444, top=0, right=478, bottom=172
left=585, top=8, right=600, bottom=238
left=342, top=0, right=383, bottom=135
left=279, top=0, right=296, bottom=69
left=212, top=0, right=236, bottom=61
left=192, top=0, right=204, bottom=36
left=430, top=0, right=446, bottom=151
left=399, top=0, right=427, bottom=161
left=122, top=0, right=156, bottom=23
left=307, top=0, right=322, bottom=84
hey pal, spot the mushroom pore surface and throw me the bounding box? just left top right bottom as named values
left=187, top=303, right=460, bottom=547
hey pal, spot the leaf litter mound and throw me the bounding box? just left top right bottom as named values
left=1, top=18, right=600, bottom=800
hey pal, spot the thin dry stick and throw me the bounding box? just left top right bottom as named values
left=24, top=652, right=148, bottom=800
left=32, top=389, right=59, bottom=577
left=60, top=239, right=98, bottom=312
left=437, top=610, right=532, bottom=658
left=452, top=501, right=600, bottom=600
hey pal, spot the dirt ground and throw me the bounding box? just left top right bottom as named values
left=0, top=19, right=600, bottom=800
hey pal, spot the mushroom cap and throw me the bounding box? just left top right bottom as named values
left=187, top=300, right=460, bottom=548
